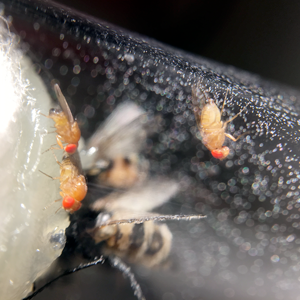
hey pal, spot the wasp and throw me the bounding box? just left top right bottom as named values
left=46, top=84, right=81, bottom=154
left=88, top=179, right=204, bottom=268
left=192, top=83, right=250, bottom=160
left=26, top=98, right=205, bottom=300
left=81, top=102, right=148, bottom=189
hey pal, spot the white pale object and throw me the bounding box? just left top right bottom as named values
left=0, top=18, right=69, bottom=300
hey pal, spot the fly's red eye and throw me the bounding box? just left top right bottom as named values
left=62, top=196, right=75, bottom=209
left=211, top=150, right=224, bottom=159
left=65, top=144, right=77, bottom=154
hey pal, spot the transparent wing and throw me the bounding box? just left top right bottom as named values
left=85, top=102, right=146, bottom=161
left=91, top=179, right=179, bottom=212
left=53, top=84, right=74, bottom=124
left=192, top=82, right=207, bottom=108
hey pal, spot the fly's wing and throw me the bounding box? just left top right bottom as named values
left=65, top=150, right=83, bottom=175
left=192, top=82, right=207, bottom=108
left=84, top=102, right=146, bottom=164
left=91, top=179, right=179, bottom=212
left=53, top=84, right=74, bottom=124
left=192, top=83, right=206, bottom=129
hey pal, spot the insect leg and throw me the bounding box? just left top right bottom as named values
left=49, top=149, right=61, bottom=166
left=22, top=256, right=105, bottom=300
left=38, top=170, right=59, bottom=180
left=43, top=198, right=61, bottom=211
left=42, top=144, right=61, bottom=154
left=108, top=256, right=145, bottom=300
left=225, top=131, right=249, bottom=142
left=224, top=101, right=251, bottom=125
left=56, top=136, right=64, bottom=150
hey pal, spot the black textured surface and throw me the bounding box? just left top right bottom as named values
left=5, top=0, right=300, bottom=299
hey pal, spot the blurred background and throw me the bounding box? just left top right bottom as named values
left=55, top=0, right=300, bottom=90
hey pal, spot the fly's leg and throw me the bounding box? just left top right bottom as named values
left=43, top=199, right=61, bottom=211
left=38, top=170, right=59, bottom=180
left=56, top=135, right=64, bottom=149
left=224, top=101, right=251, bottom=125
left=42, top=144, right=61, bottom=154
left=49, top=149, right=62, bottom=166
left=225, top=131, right=249, bottom=142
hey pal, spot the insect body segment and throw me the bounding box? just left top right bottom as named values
left=48, top=84, right=81, bottom=154
left=192, top=85, right=249, bottom=160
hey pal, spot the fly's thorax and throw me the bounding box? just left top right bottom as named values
left=49, top=110, right=68, bottom=126
left=60, top=158, right=78, bottom=180
left=49, top=109, right=80, bottom=144
left=60, top=121, right=81, bottom=144
left=200, top=102, right=221, bottom=128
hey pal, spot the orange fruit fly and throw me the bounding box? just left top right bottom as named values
left=58, top=154, right=87, bottom=213
left=192, top=84, right=249, bottom=160
left=47, top=84, right=81, bottom=154
left=41, top=153, right=87, bottom=213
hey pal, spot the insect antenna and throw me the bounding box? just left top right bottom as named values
left=220, top=86, right=230, bottom=117
left=55, top=206, right=63, bottom=214
left=43, top=199, right=61, bottom=211
left=87, top=181, right=126, bottom=194
left=22, top=256, right=105, bottom=300
left=39, top=112, right=48, bottom=118
left=42, top=144, right=60, bottom=154
left=38, top=170, right=58, bottom=180
left=98, top=214, right=206, bottom=228
left=108, top=256, right=145, bottom=300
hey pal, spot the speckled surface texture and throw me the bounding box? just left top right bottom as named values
left=3, top=0, right=300, bottom=299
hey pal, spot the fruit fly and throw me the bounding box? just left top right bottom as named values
left=42, top=152, right=87, bottom=213
left=58, top=153, right=87, bottom=213
left=192, top=84, right=249, bottom=160
left=47, top=84, right=81, bottom=154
